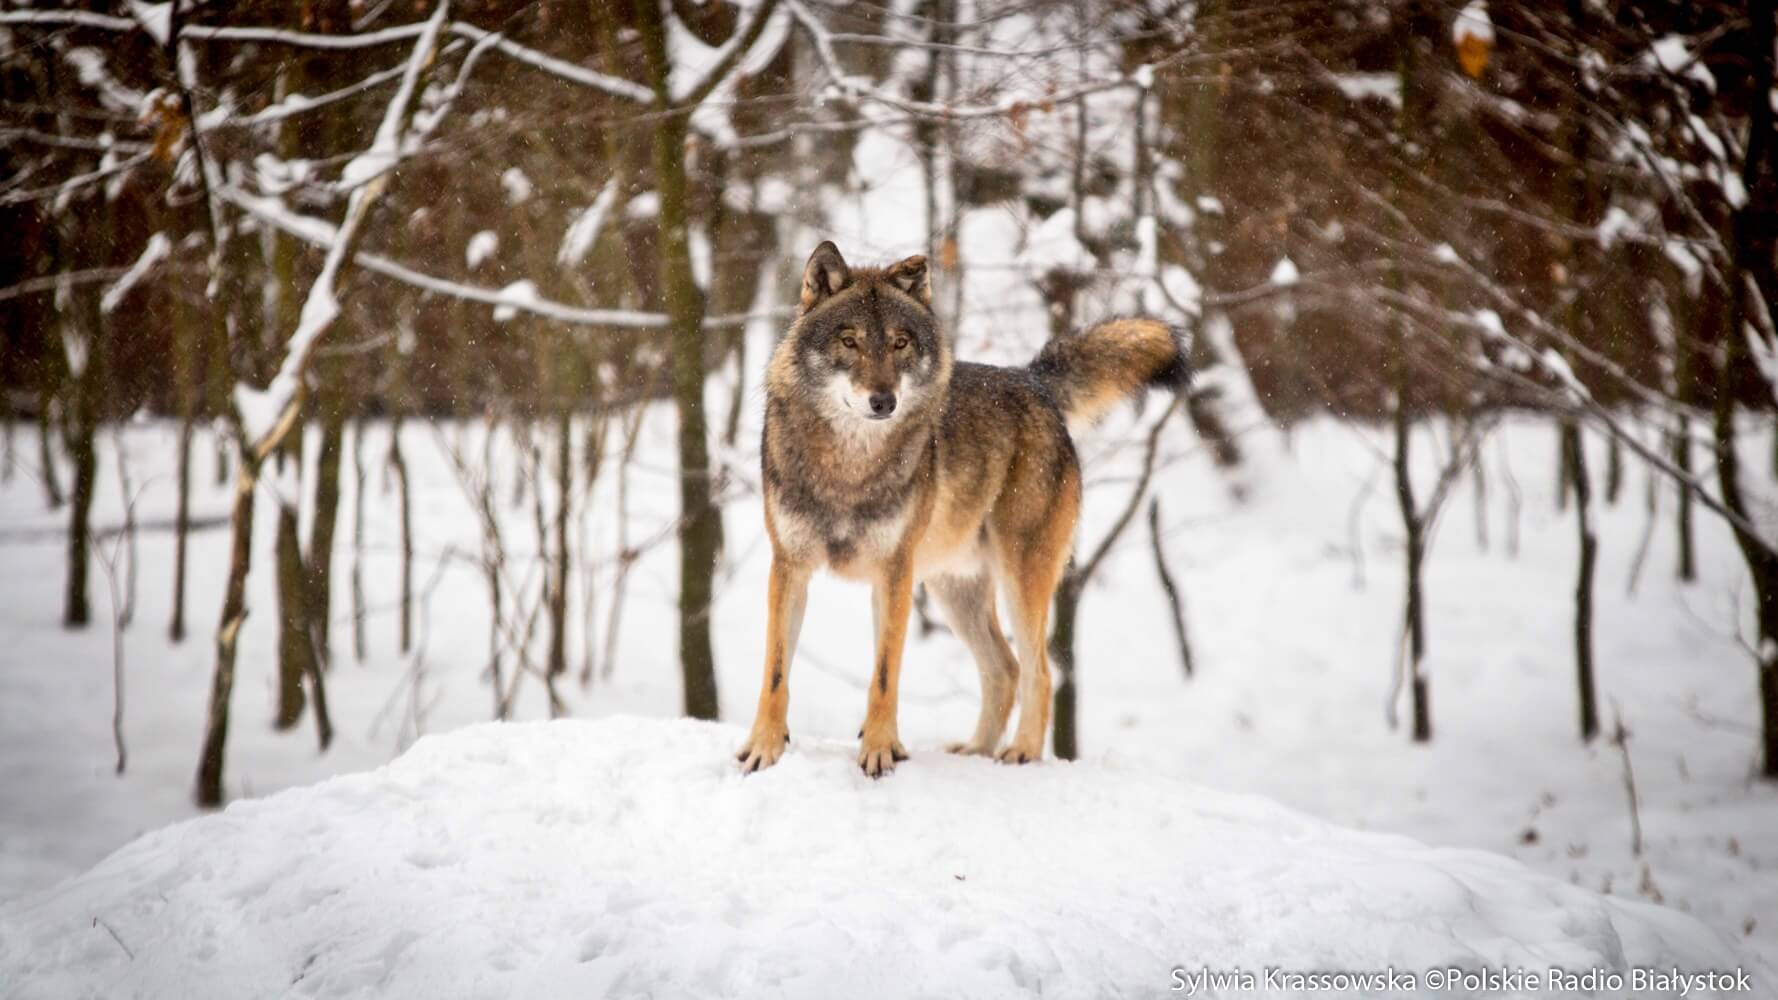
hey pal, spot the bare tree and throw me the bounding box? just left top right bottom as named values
left=193, top=6, right=450, bottom=806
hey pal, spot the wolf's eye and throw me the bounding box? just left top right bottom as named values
left=840, top=335, right=858, bottom=350
left=893, top=337, right=910, bottom=350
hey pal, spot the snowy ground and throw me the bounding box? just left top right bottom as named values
left=0, top=716, right=1759, bottom=999
left=2, top=402, right=1774, bottom=988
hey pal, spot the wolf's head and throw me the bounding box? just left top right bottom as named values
left=780, top=241, right=950, bottom=429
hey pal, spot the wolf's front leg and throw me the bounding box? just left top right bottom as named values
left=738, top=556, right=811, bottom=773
left=859, top=557, right=914, bottom=777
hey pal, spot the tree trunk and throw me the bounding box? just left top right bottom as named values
left=1556, top=13, right=1599, bottom=742
left=61, top=229, right=104, bottom=630
left=1718, top=365, right=1778, bottom=780
left=1398, top=405, right=1429, bottom=743
left=388, top=416, right=414, bottom=654
left=1674, top=414, right=1696, bottom=581
left=115, top=436, right=137, bottom=629
left=1391, top=3, right=1429, bottom=743
left=1564, top=421, right=1599, bottom=741
left=601, top=406, right=646, bottom=681
left=548, top=408, right=571, bottom=678
left=351, top=419, right=368, bottom=663
left=214, top=432, right=230, bottom=488
left=275, top=500, right=333, bottom=751
left=1605, top=430, right=1623, bottom=505
left=1470, top=434, right=1490, bottom=552
left=579, top=412, right=609, bottom=686
left=308, top=398, right=346, bottom=660
left=637, top=3, right=721, bottom=720
left=195, top=463, right=257, bottom=807
left=274, top=442, right=313, bottom=730
left=1049, top=572, right=1081, bottom=761
left=63, top=396, right=96, bottom=629
left=1715, top=0, right=1778, bottom=780
left=170, top=402, right=194, bottom=643
left=37, top=389, right=63, bottom=507
left=61, top=288, right=102, bottom=630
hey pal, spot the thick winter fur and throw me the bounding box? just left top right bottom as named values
left=737, top=241, right=1190, bottom=777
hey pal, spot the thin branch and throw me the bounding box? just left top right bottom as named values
left=675, top=0, right=785, bottom=108
left=1077, top=398, right=1181, bottom=586
left=232, top=3, right=451, bottom=461
left=0, top=10, right=652, bottom=103
left=218, top=183, right=790, bottom=331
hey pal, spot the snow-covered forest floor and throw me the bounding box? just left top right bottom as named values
left=0, top=716, right=1758, bottom=998
left=1, top=398, right=1774, bottom=974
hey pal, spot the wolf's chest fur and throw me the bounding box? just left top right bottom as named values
left=762, top=397, right=941, bottom=578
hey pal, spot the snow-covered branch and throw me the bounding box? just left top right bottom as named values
left=784, top=0, right=1153, bottom=123
left=232, top=2, right=450, bottom=452
left=224, top=63, right=410, bottom=129
left=447, top=23, right=652, bottom=105
left=669, top=0, right=788, bottom=107
left=0, top=9, right=653, bottom=105
left=0, top=9, right=134, bottom=32
left=99, top=233, right=171, bottom=314
left=1338, top=278, right=1778, bottom=559
left=0, top=266, right=133, bottom=305
left=218, top=183, right=786, bottom=333
left=0, top=150, right=154, bottom=208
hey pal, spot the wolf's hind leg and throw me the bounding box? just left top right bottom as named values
left=738, top=556, right=812, bottom=773
left=996, top=558, right=1055, bottom=765
left=991, top=505, right=1076, bottom=765
left=928, top=573, right=1016, bottom=755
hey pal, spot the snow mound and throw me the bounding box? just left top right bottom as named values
left=0, top=717, right=1751, bottom=999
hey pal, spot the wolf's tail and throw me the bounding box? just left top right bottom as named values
left=1027, top=317, right=1191, bottom=426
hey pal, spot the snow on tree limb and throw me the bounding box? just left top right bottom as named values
left=668, top=0, right=789, bottom=107
left=0, top=267, right=133, bottom=305
left=218, top=183, right=786, bottom=332
left=0, top=151, right=154, bottom=208
left=230, top=2, right=450, bottom=453
left=0, top=9, right=134, bottom=32
left=783, top=0, right=1153, bottom=123
left=126, top=1, right=171, bottom=45
left=227, top=63, right=410, bottom=129
left=1344, top=276, right=1778, bottom=558
left=559, top=178, right=621, bottom=271
left=0, top=10, right=652, bottom=105
left=448, top=23, right=651, bottom=105
left=99, top=233, right=171, bottom=314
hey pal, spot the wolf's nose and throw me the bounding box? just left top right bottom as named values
left=868, top=392, right=897, bottom=416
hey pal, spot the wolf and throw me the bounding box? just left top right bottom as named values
left=737, top=240, right=1189, bottom=776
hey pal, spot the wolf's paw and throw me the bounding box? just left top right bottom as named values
left=994, top=742, right=1041, bottom=765
left=945, top=740, right=994, bottom=756
left=857, top=734, right=909, bottom=778
left=736, top=721, right=791, bottom=774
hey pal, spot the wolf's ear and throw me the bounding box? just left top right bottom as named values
left=800, top=241, right=852, bottom=310
left=884, top=254, right=930, bottom=307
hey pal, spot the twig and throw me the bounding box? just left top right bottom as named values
left=1627, top=444, right=1662, bottom=596
left=600, top=405, right=647, bottom=681
left=1610, top=699, right=1643, bottom=858
left=1075, top=398, right=1181, bottom=587
left=1498, top=433, right=1523, bottom=558
left=90, top=439, right=146, bottom=776
left=113, top=431, right=137, bottom=628
left=1147, top=497, right=1194, bottom=678
left=1346, top=458, right=1383, bottom=589
left=92, top=917, right=133, bottom=960
left=369, top=546, right=457, bottom=750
